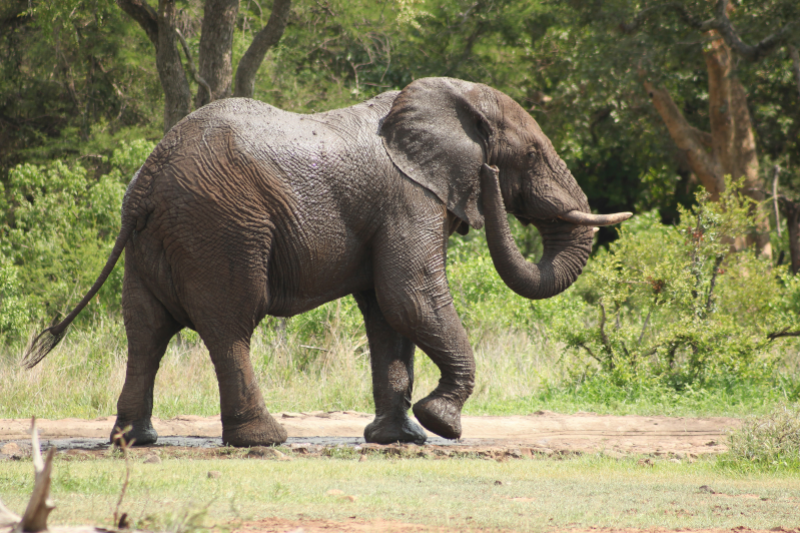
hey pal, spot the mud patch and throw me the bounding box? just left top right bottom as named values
left=0, top=411, right=739, bottom=460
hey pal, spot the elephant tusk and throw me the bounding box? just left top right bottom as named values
left=558, top=210, right=632, bottom=227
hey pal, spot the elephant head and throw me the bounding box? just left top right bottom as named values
left=380, top=77, right=631, bottom=300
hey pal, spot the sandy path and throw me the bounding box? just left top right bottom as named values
left=0, top=411, right=738, bottom=457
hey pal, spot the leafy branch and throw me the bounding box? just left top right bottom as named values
left=621, top=0, right=798, bottom=62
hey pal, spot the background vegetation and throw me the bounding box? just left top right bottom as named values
left=1, top=0, right=800, bottom=418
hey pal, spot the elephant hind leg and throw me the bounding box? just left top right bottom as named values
left=199, top=331, right=287, bottom=447
left=113, top=265, right=182, bottom=446
left=355, top=290, right=427, bottom=445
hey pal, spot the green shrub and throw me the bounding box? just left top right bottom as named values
left=0, top=255, right=31, bottom=342
left=0, top=139, right=155, bottom=340
left=557, top=178, right=800, bottom=389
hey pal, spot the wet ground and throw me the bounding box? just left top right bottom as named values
left=0, top=410, right=739, bottom=460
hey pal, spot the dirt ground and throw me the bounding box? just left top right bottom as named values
left=0, top=410, right=739, bottom=459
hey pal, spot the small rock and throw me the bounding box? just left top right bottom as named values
left=637, top=458, right=655, bottom=467
left=669, top=458, right=681, bottom=464
left=699, top=485, right=716, bottom=494
left=494, top=480, right=504, bottom=485
left=143, top=454, right=161, bottom=464
left=0, top=443, right=19, bottom=455
left=207, top=470, right=221, bottom=479
left=358, top=455, right=367, bottom=462
left=675, top=452, right=686, bottom=460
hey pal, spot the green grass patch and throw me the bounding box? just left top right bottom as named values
left=2, top=320, right=797, bottom=420
left=2, top=454, right=800, bottom=531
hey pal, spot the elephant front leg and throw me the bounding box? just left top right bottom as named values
left=373, top=252, right=475, bottom=440
left=355, top=290, right=428, bottom=445
left=406, top=310, right=475, bottom=440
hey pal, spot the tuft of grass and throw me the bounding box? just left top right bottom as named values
left=719, top=402, right=800, bottom=472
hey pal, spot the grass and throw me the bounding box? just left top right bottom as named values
left=2, top=454, right=800, bottom=532
left=1, top=313, right=798, bottom=420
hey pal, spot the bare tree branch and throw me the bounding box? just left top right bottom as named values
left=176, top=28, right=212, bottom=103
left=598, top=301, right=614, bottom=361
left=576, top=342, right=602, bottom=365
left=705, top=254, right=725, bottom=314
left=234, top=0, right=292, bottom=98
left=115, top=0, right=158, bottom=46
left=17, top=418, right=56, bottom=533
left=773, top=165, right=782, bottom=238
left=768, top=328, right=800, bottom=340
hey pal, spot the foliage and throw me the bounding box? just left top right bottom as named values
left=0, top=255, right=31, bottom=341
left=558, top=178, right=800, bottom=389
left=0, top=0, right=162, bottom=176
left=0, top=139, right=155, bottom=339
left=722, top=402, right=800, bottom=471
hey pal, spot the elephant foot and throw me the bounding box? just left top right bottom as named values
left=110, top=417, right=158, bottom=446
left=222, top=412, right=287, bottom=447
left=412, top=396, right=462, bottom=440
left=364, top=414, right=427, bottom=445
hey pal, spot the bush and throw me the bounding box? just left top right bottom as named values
left=0, top=255, right=31, bottom=341
left=0, top=139, right=155, bottom=341
left=556, top=178, right=800, bottom=389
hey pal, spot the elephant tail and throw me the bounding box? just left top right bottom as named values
left=22, top=217, right=135, bottom=369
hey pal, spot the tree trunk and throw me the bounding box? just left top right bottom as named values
left=119, top=0, right=292, bottom=131
left=779, top=198, right=800, bottom=275
left=643, top=37, right=772, bottom=258
left=234, top=0, right=292, bottom=98
left=194, top=0, right=238, bottom=108
left=156, top=0, right=192, bottom=133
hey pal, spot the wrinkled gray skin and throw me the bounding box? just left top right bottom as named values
left=26, top=78, right=625, bottom=447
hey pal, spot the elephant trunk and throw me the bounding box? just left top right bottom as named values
left=480, top=165, right=594, bottom=300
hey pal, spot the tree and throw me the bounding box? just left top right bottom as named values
left=621, top=0, right=800, bottom=258
left=116, top=0, right=291, bottom=133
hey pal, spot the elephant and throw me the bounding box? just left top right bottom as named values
left=24, top=77, right=631, bottom=447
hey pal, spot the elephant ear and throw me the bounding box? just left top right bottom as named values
left=380, top=78, right=495, bottom=229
